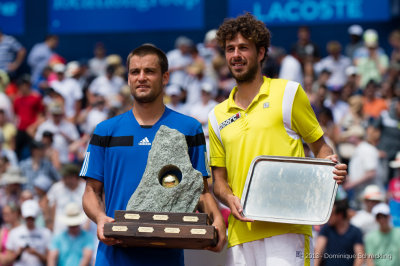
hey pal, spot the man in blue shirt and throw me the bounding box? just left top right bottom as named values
left=80, top=44, right=226, bottom=266
left=0, top=29, right=26, bottom=75
left=27, top=35, right=58, bottom=84
left=314, top=199, right=364, bottom=266
left=48, top=202, right=94, bottom=266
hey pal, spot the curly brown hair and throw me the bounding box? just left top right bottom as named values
left=216, top=13, right=271, bottom=63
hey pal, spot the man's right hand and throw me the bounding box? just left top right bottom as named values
left=96, top=215, right=122, bottom=246
left=226, top=194, right=254, bottom=222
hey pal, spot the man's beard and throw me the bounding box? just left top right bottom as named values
left=132, top=85, right=163, bottom=104
left=229, top=60, right=259, bottom=84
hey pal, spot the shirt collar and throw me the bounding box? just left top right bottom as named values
left=227, top=76, right=271, bottom=111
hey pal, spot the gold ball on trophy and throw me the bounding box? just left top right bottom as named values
left=162, top=174, right=179, bottom=188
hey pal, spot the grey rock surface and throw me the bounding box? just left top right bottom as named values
left=126, top=125, right=204, bottom=212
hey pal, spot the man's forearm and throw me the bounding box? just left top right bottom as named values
left=198, top=179, right=223, bottom=222
left=82, top=180, right=106, bottom=223
left=212, top=167, right=234, bottom=206
left=79, top=249, right=93, bottom=266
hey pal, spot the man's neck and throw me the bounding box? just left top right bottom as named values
left=132, top=99, right=165, bottom=126
left=234, top=74, right=264, bottom=110
left=380, top=225, right=391, bottom=234
left=335, top=219, right=350, bottom=234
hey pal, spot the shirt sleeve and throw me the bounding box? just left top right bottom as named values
left=83, top=232, right=95, bottom=250
left=79, top=125, right=105, bottom=182
left=49, top=234, right=60, bottom=251
left=364, top=232, right=374, bottom=255
left=187, top=123, right=210, bottom=178
left=318, top=224, right=330, bottom=238
left=10, top=37, right=23, bottom=52
left=5, top=229, right=17, bottom=251
left=353, top=226, right=363, bottom=245
left=208, top=113, right=226, bottom=167
left=291, top=84, right=324, bottom=144
left=47, top=184, right=57, bottom=206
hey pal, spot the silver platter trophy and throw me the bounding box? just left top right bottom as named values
left=241, top=156, right=338, bottom=225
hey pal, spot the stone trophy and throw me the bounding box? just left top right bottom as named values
left=103, top=126, right=217, bottom=249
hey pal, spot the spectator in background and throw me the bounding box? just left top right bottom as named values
left=317, top=107, right=339, bottom=154
left=339, top=95, right=365, bottom=133
left=388, top=152, right=400, bottom=227
left=34, top=102, right=80, bottom=165
left=49, top=63, right=83, bottom=123
left=345, top=25, right=364, bottom=60
left=19, top=140, right=60, bottom=192
left=167, top=36, right=194, bottom=87
left=0, top=78, right=14, bottom=121
left=0, top=203, right=21, bottom=265
left=373, top=98, right=400, bottom=182
left=345, top=65, right=360, bottom=91
left=311, top=69, right=331, bottom=94
left=77, top=94, right=108, bottom=135
left=105, top=54, right=126, bottom=79
left=262, top=46, right=283, bottom=79
left=33, top=66, right=52, bottom=95
left=32, top=174, right=53, bottom=229
left=46, top=164, right=86, bottom=234
left=88, top=42, right=107, bottom=78
left=87, top=64, right=125, bottom=107
left=362, top=80, right=388, bottom=120
left=188, top=83, right=218, bottom=155
left=292, top=26, right=320, bottom=77
left=197, top=29, right=220, bottom=80
left=314, top=41, right=351, bottom=88
left=0, top=130, right=18, bottom=167
left=13, top=75, right=45, bottom=160
left=183, top=59, right=217, bottom=107
left=354, top=29, right=389, bottom=89
left=5, top=199, right=51, bottom=266
left=381, top=80, right=396, bottom=107
left=324, top=85, right=350, bottom=124
left=27, top=35, right=59, bottom=85
left=0, top=30, right=26, bottom=77
left=0, top=167, right=26, bottom=208
left=388, top=29, right=400, bottom=83
left=0, top=70, right=9, bottom=93
left=314, top=199, right=364, bottom=266
left=41, top=131, right=61, bottom=170
left=48, top=203, right=94, bottom=266
left=0, top=108, right=16, bottom=151
left=350, top=185, right=385, bottom=236
left=165, top=84, right=187, bottom=114
left=342, top=125, right=380, bottom=208
left=365, top=203, right=400, bottom=266
left=278, top=47, right=304, bottom=86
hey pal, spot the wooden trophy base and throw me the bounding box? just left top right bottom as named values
left=104, top=210, right=217, bottom=249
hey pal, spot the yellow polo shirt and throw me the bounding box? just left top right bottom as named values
left=208, top=77, right=324, bottom=247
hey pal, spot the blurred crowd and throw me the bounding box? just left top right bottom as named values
left=0, top=23, right=400, bottom=265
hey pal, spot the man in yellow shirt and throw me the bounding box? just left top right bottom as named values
left=208, top=13, right=348, bottom=265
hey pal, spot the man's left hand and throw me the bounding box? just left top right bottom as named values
left=325, top=154, right=347, bottom=185
left=205, top=216, right=227, bottom=252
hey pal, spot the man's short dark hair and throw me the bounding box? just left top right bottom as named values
left=216, top=13, right=271, bottom=63
left=126, top=44, right=168, bottom=74
left=334, top=199, right=349, bottom=219
left=45, top=34, right=58, bottom=41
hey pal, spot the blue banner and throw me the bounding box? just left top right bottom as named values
left=229, top=0, right=391, bottom=26
left=0, top=0, right=24, bottom=34
left=48, top=0, right=204, bottom=34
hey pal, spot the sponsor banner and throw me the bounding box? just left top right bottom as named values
left=229, top=0, right=391, bottom=26
left=49, top=0, right=204, bottom=34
